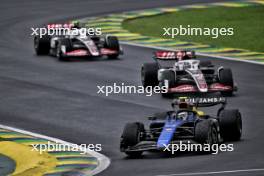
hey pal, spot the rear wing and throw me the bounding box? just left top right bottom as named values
left=172, top=97, right=227, bottom=108
left=188, top=97, right=226, bottom=107
left=154, top=50, right=196, bottom=60
left=46, top=23, right=74, bottom=29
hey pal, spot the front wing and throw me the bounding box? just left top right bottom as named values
left=61, top=48, right=121, bottom=57
left=121, top=140, right=198, bottom=152
left=167, top=83, right=237, bottom=93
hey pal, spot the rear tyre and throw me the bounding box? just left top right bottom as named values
left=120, top=122, right=145, bottom=157
left=141, top=63, right=159, bottom=88
left=34, top=36, right=50, bottom=55
left=195, top=119, right=219, bottom=153
left=105, top=36, right=120, bottom=59
left=219, top=68, right=234, bottom=96
left=218, top=109, right=242, bottom=141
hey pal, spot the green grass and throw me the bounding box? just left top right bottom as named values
left=123, top=5, right=264, bottom=52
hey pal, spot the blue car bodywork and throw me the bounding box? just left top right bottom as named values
left=156, top=111, right=197, bottom=148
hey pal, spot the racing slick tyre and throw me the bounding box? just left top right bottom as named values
left=34, top=36, right=50, bottom=55
left=105, top=36, right=120, bottom=59
left=159, top=70, right=175, bottom=98
left=219, top=68, right=234, bottom=96
left=56, top=38, right=72, bottom=61
left=120, top=122, right=145, bottom=157
left=141, top=63, right=159, bottom=88
left=195, top=119, right=219, bottom=153
left=218, top=109, right=242, bottom=141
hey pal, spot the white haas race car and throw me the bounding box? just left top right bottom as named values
left=34, top=23, right=122, bottom=61
left=141, top=50, right=237, bottom=97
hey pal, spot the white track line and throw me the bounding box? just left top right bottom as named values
left=0, top=124, right=110, bottom=175
left=121, top=41, right=264, bottom=66
left=156, top=168, right=264, bottom=176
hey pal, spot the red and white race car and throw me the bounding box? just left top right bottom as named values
left=34, top=23, right=122, bottom=61
left=141, top=50, right=237, bottom=97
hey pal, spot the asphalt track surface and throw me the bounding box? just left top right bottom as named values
left=0, top=0, right=264, bottom=176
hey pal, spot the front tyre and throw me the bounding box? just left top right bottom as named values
left=141, top=63, right=159, bottom=88
left=34, top=36, right=50, bottom=55
left=120, top=122, right=145, bottom=157
left=195, top=119, right=219, bottom=153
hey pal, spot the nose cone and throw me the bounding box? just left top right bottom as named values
left=157, top=119, right=183, bottom=148
left=199, top=85, right=208, bottom=92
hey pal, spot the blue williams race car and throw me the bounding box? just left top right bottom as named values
left=120, top=97, right=242, bottom=157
